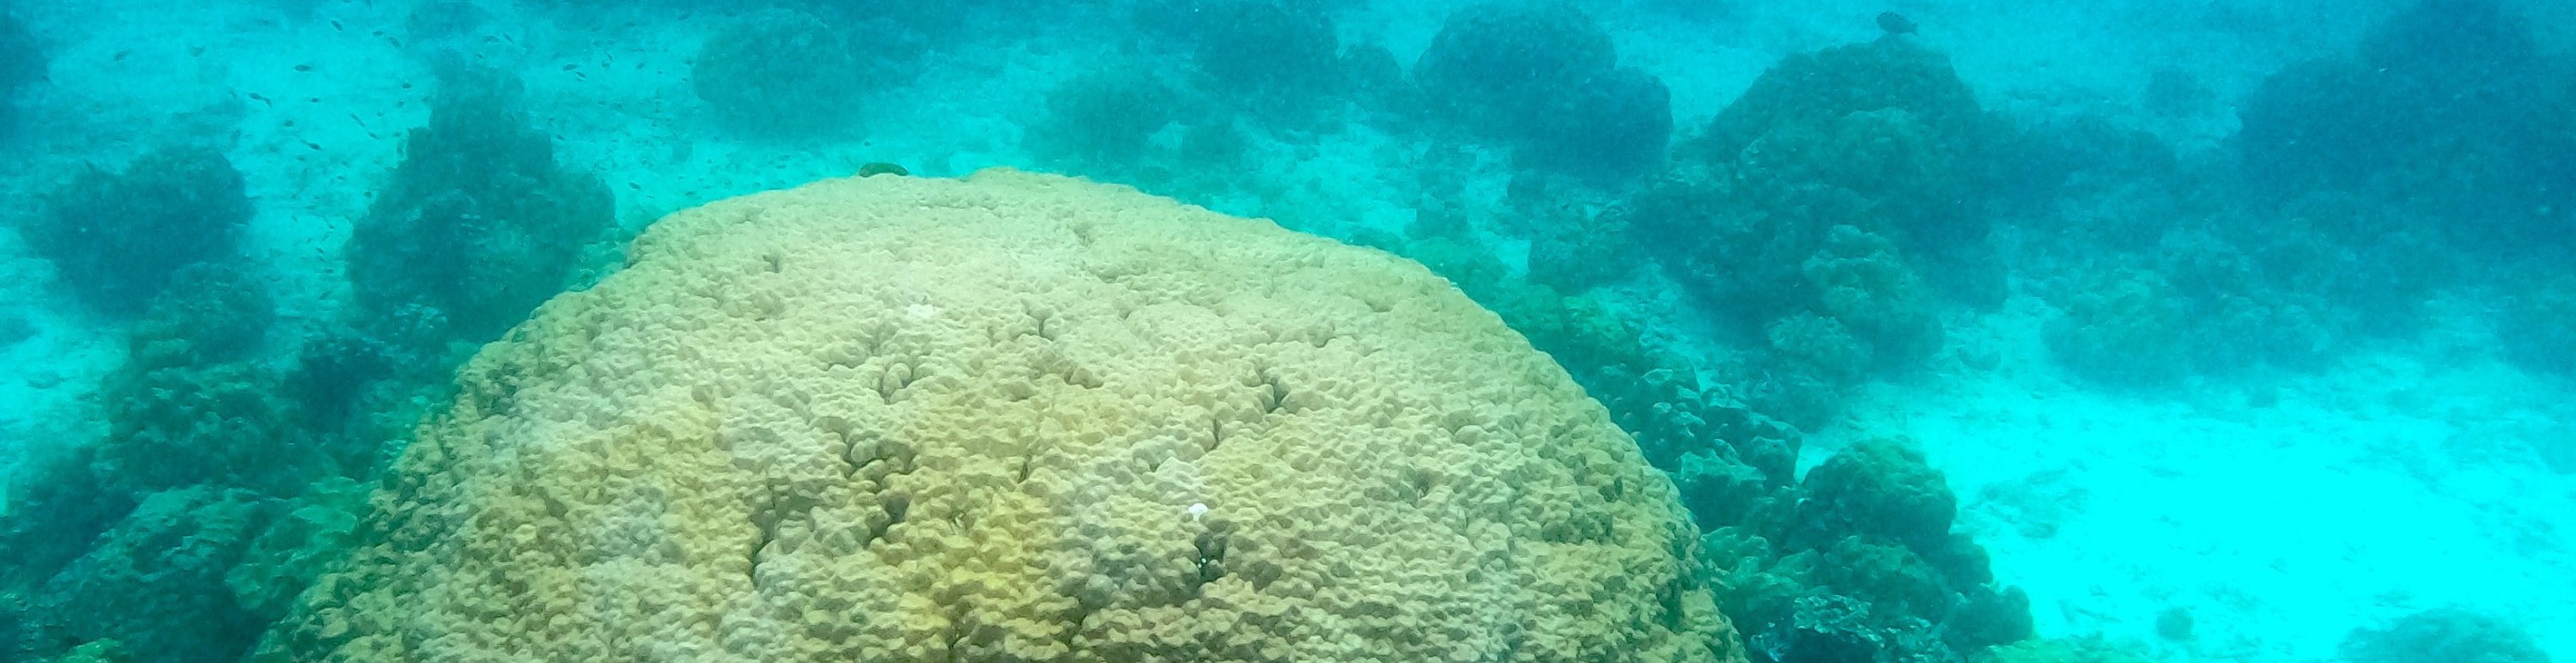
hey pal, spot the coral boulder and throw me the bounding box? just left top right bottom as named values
left=255, top=170, right=1737, bottom=662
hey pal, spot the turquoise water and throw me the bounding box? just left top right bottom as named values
left=0, top=0, right=2569, bottom=661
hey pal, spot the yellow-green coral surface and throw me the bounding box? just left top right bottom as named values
left=255, top=169, right=1735, bottom=662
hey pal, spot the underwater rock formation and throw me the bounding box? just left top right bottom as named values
left=1621, top=30, right=2002, bottom=427
left=345, top=66, right=614, bottom=349
left=77, top=266, right=340, bottom=502
left=2236, top=0, right=2575, bottom=246
left=1685, top=34, right=1996, bottom=254
left=2040, top=188, right=2457, bottom=387
left=2339, top=607, right=2551, bottom=663
left=2233, top=0, right=2576, bottom=380
left=0, top=5, right=40, bottom=135
left=20, top=145, right=254, bottom=318
left=2044, top=267, right=2190, bottom=388
left=1352, top=225, right=1802, bottom=508
left=0, top=265, right=361, bottom=662
left=1703, top=438, right=2032, bottom=663
left=4, top=362, right=371, bottom=663
left=1026, top=66, right=1184, bottom=172
left=1522, top=202, right=1641, bottom=295
left=2229, top=0, right=2576, bottom=380
left=1795, top=439, right=1957, bottom=556
left=254, top=170, right=1740, bottom=662
left=1350, top=222, right=2026, bottom=663
left=691, top=9, right=907, bottom=138
left=90, top=341, right=321, bottom=502
left=1188, top=0, right=1339, bottom=88
left=26, top=487, right=281, bottom=663
left=131, top=263, right=278, bottom=364
left=1158, top=0, right=1346, bottom=121
left=1414, top=2, right=1612, bottom=130
left=1414, top=1, right=1672, bottom=181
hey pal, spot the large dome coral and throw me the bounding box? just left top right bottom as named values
left=254, top=169, right=1735, bottom=662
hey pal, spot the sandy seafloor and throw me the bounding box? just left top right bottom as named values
left=1, top=0, right=2572, bottom=660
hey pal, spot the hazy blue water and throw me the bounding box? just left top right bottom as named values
left=0, top=0, right=2569, bottom=661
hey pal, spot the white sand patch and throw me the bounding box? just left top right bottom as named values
left=1830, top=296, right=2576, bottom=661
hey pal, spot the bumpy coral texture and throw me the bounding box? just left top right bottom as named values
left=258, top=170, right=1734, bottom=662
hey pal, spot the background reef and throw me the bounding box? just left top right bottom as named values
left=0, top=0, right=2571, bottom=661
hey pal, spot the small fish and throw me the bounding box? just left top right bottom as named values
left=1877, top=11, right=1918, bottom=36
